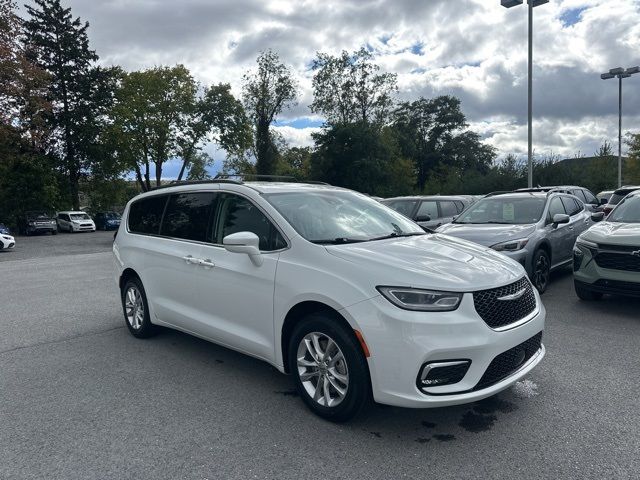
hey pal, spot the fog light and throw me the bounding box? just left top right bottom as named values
left=417, top=360, right=471, bottom=392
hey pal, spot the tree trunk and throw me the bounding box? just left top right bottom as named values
left=256, top=120, right=274, bottom=175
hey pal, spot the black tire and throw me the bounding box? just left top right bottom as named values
left=288, top=312, right=371, bottom=422
left=574, top=281, right=603, bottom=301
left=121, top=277, right=157, bottom=338
left=532, top=249, right=551, bottom=294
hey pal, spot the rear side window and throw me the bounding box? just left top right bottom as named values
left=416, top=201, right=439, bottom=219
left=571, top=189, right=586, bottom=202
left=214, top=193, right=286, bottom=251
left=454, top=200, right=465, bottom=213
left=160, top=192, right=216, bottom=242
left=439, top=201, right=458, bottom=217
left=128, top=195, right=167, bottom=235
left=561, top=196, right=581, bottom=216
left=383, top=200, right=417, bottom=218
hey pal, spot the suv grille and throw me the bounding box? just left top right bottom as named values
left=473, top=332, right=542, bottom=391
left=595, top=251, right=640, bottom=272
left=473, top=277, right=536, bottom=329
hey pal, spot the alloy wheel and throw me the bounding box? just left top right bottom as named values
left=125, top=286, right=144, bottom=330
left=534, top=254, right=550, bottom=291
left=296, top=332, right=349, bottom=407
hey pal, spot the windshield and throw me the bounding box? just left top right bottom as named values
left=608, top=189, right=639, bottom=205
left=454, top=196, right=546, bottom=225
left=70, top=213, right=91, bottom=220
left=607, top=195, right=640, bottom=223
left=264, top=190, right=425, bottom=244
left=27, top=212, right=51, bottom=219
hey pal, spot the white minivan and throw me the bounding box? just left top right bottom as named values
left=113, top=179, right=545, bottom=421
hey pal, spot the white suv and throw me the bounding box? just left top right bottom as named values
left=113, top=180, right=545, bottom=421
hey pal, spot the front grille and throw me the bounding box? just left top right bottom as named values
left=473, top=277, right=537, bottom=329
left=594, top=279, right=640, bottom=294
left=473, top=332, right=542, bottom=391
left=595, top=252, right=640, bottom=272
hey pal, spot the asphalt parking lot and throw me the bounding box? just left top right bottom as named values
left=1, top=232, right=639, bottom=479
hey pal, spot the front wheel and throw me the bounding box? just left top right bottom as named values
left=121, top=277, right=157, bottom=338
left=532, top=249, right=551, bottom=293
left=288, top=313, right=371, bottom=422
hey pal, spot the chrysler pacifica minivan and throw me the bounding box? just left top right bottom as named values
left=113, top=179, right=545, bottom=421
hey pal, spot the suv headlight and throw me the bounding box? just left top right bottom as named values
left=575, top=237, right=598, bottom=249
left=376, top=287, right=462, bottom=311
left=491, top=238, right=529, bottom=252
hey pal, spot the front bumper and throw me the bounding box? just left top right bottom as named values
left=341, top=289, right=545, bottom=408
left=573, top=244, right=640, bottom=297
left=499, top=248, right=532, bottom=277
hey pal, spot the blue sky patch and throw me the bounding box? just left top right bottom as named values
left=560, top=7, right=587, bottom=27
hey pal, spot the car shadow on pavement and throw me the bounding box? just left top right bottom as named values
left=147, top=326, right=540, bottom=446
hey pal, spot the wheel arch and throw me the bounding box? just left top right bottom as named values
left=119, top=267, right=141, bottom=291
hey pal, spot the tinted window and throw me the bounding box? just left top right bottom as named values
left=561, top=197, right=581, bottom=216
left=215, top=194, right=286, bottom=251
left=440, top=201, right=458, bottom=217
left=454, top=200, right=465, bottom=213
left=416, top=201, right=439, bottom=219
left=583, top=190, right=597, bottom=205
left=455, top=197, right=546, bottom=225
left=128, top=195, right=167, bottom=235
left=160, top=192, right=215, bottom=242
left=382, top=200, right=417, bottom=218
left=548, top=197, right=566, bottom=220
left=608, top=195, right=640, bottom=223
left=571, top=189, right=587, bottom=202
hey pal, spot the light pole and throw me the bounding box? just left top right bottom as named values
left=601, top=66, right=639, bottom=188
left=501, top=0, right=548, bottom=188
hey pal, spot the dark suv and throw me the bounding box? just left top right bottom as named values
left=18, top=211, right=58, bottom=235
left=381, top=195, right=472, bottom=230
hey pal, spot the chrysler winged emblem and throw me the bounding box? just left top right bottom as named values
left=631, top=250, right=640, bottom=257
left=497, top=287, right=527, bottom=301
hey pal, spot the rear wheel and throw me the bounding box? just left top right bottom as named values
left=121, top=277, right=157, bottom=338
left=532, top=249, right=551, bottom=293
left=288, top=312, right=370, bottom=422
left=574, top=281, right=603, bottom=301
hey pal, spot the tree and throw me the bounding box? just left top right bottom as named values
left=625, top=133, right=640, bottom=185
left=186, top=151, right=214, bottom=180
left=276, top=146, right=312, bottom=179
left=595, top=140, right=613, bottom=157
left=242, top=50, right=298, bottom=175
left=24, top=0, right=111, bottom=209
left=392, top=96, right=494, bottom=192
left=310, top=48, right=397, bottom=126
left=176, top=83, right=252, bottom=181
left=311, top=122, right=414, bottom=196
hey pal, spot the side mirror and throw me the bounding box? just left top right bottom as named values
left=591, top=211, right=605, bottom=222
left=223, top=231, right=263, bottom=266
left=552, top=213, right=570, bottom=227
left=415, top=214, right=431, bottom=222
left=600, top=198, right=608, bottom=205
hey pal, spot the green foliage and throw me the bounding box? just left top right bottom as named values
left=310, top=122, right=414, bottom=196
left=310, top=48, right=397, bottom=126
left=242, top=50, right=298, bottom=175
left=186, top=152, right=214, bottom=180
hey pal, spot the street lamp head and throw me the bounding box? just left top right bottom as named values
left=601, top=73, right=615, bottom=80
left=625, top=66, right=640, bottom=75
left=529, top=0, right=549, bottom=6
left=609, top=67, right=625, bottom=75
left=501, top=0, right=523, bottom=7
left=618, top=73, right=631, bottom=79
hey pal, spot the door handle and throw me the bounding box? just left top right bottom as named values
left=182, top=255, right=199, bottom=265
left=198, top=258, right=215, bottom=269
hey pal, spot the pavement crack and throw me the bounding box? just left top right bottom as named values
left=0, top=325, right=125, bottom=357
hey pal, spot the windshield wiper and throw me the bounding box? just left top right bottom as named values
left=311, top=238, right=366, bottom=245
left=368, top=232, right=425, bottom=241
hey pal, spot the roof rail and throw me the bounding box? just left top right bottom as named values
left=484, top=190, right=512, bottom=197
left=215, top=173, right=331, bottom=186
left=150, top=179, right=242, bottom=191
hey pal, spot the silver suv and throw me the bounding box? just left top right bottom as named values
left=437, top=192, right=599, bottom=293
left=381, top=195, right=473, bottom=230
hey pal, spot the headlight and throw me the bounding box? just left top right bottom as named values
left=576, top=237, right=598, bottom=249
left=491, top=238, right=529, bottom=252
left=376, top=286, right=462, bottom=311
left=49, top=220, right=56, bottom=225
left=28, top=221, right=35, bottom=226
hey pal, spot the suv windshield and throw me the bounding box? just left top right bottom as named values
left=454, top=196, right=546, bottom=225
left=27, top=212, right=52, bottom=219
left=264, top=190, right=424, bottom=244
left=608, top=188, right=640, bottom=206
left=607, top=195, right=640, bottom=223
left=70, top=213, right=91, bottom=220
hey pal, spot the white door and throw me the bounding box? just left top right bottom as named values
left=185, top=192, right=284, bottom=361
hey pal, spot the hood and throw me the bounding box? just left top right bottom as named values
left=325, top=234, right=525, bottom=292
left=581, top=222, right=640, bottom=246
left=435, top=223, right=536, bottom=247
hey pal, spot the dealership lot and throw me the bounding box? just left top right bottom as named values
left=1, top=232, right=638, bottom=479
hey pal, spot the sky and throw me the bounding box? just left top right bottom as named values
left=41, top=0, right=640, bottom=177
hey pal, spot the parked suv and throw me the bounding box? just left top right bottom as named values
left=601, top=185, right=640, bottom=216
left=94, top=211, right=122, bottom=230
left=57, top=211, right=96, bottom=233
left=437, top=192, right=595, bottom=293
left=381, top=195, right=472, bottom=230
left=113, top=180, right=545, bottom=421
left=517, top=186, right=601, bottom=211
left=18, top=211, right=57, bottom=235
left=574, top=190, right=640, bottom=299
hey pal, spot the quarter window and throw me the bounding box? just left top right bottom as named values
left=416, top=201, right=439, bottom=220
left=439, top=201, right=458, bottom=217
left=128, top=195, right=168, bottom=235
left=214, top=194, right=286, bottom=251
left=160, top=192, right=216, bottom=242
